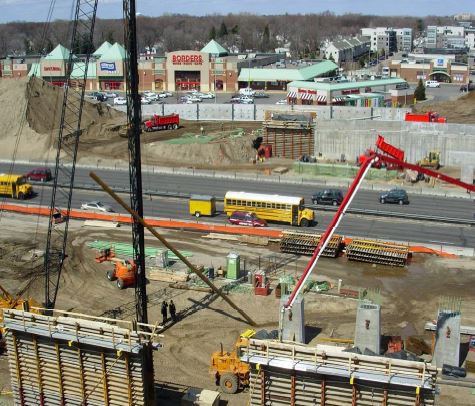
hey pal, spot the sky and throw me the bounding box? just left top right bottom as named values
left=0, top=0, right=473, bottom=23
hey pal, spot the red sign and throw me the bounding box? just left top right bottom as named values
left=298, top=89, right=316, bottom=94
left=172, top=54, right=203, bottom=65
left=44, top=66, right=61, bottom=72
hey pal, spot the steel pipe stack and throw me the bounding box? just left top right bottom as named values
left=280, top=231, right=343, bottom=257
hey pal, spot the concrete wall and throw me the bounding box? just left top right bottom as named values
left=137, top=103, right=410, bottom=122
left=354, top=301, right=381, bottom=355
left=316, top=120, right=475, bottom=165
left=432, top=310, right=461, bottom=368
left=279, top=295, right=305, bottom=343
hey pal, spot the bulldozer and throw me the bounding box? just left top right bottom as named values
left=417, top=151, right=440, bottom=170
left=106, top=259, right=136, bottom=289
left=209, top=329, right=256, bottom=394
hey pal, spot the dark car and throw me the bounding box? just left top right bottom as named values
left=460, top=83, right=474, bottom=92
left=25, top=167, right=52, bottom=182
left=90, top=92, right=107, bottom=102
left=379, top=189, right=409, bottom=205
left=312, top=189, right=344, bottom=206
left=228, top=211, right=267, bottom=227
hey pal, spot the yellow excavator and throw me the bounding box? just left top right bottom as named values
left=417, top=151, right=440, bottom=170
left=0, top=284, right=39, bottom=338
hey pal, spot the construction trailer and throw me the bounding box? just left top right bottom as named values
left=262, top=111, right=316, bottom=159
left=2, top=308, right=160, bottom=406
left=242, top=338, right=437, bottom=406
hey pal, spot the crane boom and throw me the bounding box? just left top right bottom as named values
left=44, top=0, right=98, bottom=309
left=286, top=136, right=474, bottom=308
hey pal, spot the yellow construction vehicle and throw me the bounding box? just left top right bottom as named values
left=417, top=151, right=440, bottom=170
left=209, top=329, right=256, bottom=394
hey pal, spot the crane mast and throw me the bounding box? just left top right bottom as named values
left=44, top=0, right=98, bottom=309
left=123, top=0, right=148, bottom=325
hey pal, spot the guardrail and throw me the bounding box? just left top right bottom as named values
left=33, top=181, right=475, bottom=226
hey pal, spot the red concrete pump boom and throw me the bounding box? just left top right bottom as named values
left=285, top=136, right=474, bottom=308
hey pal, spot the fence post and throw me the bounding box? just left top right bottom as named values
left=197, top=103, right=199, bottom=120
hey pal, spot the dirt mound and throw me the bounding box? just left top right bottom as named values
left=26, top=76, right=125, bottom=140
left=414, top=91, right=475, bottom=124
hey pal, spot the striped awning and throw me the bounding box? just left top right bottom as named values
left=287, top=91, right=297, bottom=98
left=332, top=97, right=344, bottom=102
left=301, top=93, right=313, bottom=100
left=316, top=95, right=327, bottom=102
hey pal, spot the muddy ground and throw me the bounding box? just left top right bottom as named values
left=0, top=213, right=474, bottom=404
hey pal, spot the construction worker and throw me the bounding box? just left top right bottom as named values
left=161, top=301, right=168, bottom=324
left=169, top=300, right=177, bottom=322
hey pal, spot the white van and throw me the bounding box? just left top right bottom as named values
left=239, top=87, right=255, bottom=96
left=425, top=80, right=440, bottom=88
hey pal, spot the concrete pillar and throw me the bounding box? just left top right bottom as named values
left=432, top=309, right=461, bottom=368
left=460, top=165, right=474, bottom=186
left=354, top=301, right=381, bottom=355
left=279, top=295, right=305, bottom=344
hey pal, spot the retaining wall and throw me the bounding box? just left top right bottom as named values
left=134, top=103, right=410, bottom=122
left=315, top=120, right=475, bottom=166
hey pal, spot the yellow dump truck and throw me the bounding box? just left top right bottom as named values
left=189, top=195, right=216, bottom=217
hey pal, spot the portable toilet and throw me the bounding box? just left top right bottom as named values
left=226, top=252, right=241, bottom=279
left=155, top=249, right=169, bottom=268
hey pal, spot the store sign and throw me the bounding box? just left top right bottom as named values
left=298, top=89, right=316, bottom=94
left=44, top=66, right=61, bottom=72
left=436, top=58, right=444, bottom=67
left=100, top=62, right=117, bottom=72
left=172, top=54, right=203, bottom=65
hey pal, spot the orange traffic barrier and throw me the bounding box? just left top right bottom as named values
left=0, top=203, right=283, bottom=239
left=0, top=203, right=460, bottom=257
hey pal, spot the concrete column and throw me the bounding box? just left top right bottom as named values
left=354, top=301, right=381, bottom=355
left=279, top=295, right=305, bottom=344
left=432, top=309, right=461, bottom=368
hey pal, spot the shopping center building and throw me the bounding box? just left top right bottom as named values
left=2, top=39, right=340, bottom=93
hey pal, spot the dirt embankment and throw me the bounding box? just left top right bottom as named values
left=414, top=90, right=475, bottom=124
left=0, top=77, right=259, bottom=167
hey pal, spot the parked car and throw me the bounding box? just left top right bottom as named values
left=239, top=96, right=254, bottom=104
left=312, top=189, right=344, bottom=206
left=113, top=96, right=127, bottom=105
left=143, top=91, right=159, bottom=101
left=254, top=92, right=269, bottom=98
left=239, top=87, right=256, bottom=96
left=186, top=95, right=202, bottom=103
left=158, top=92, right=169, bottom=98
left=228, top=211, right=267, bottom=227
left=275, top=99, right=287, bottom=105
left=199, top=92, right=215, bottom=99
left=460, top=83, right=474, bottom=92
left=425, top=80, right=440, bottom=88
left=140, top=96, right=151, bottom=104
left=162, top=91, right=173, bottom=97
left=80, top=201, right=114, bottom=213
left=379, top=189, right=409, bottom=205
left=90, top=92, right=107, bottom=102
left=102, top=91, right=118, bottom=98
left=25, top=167, right=52, bottom=182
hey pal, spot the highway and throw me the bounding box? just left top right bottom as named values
left=2, top=163, right=475, bottom=247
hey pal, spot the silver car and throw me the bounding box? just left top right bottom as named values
left=80, top=201, right=114, bottom=213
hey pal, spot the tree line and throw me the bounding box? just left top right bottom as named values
left=0, top=13, right=453, bottom=58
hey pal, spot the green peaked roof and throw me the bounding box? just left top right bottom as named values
left=44, top=44, right=71, bottom=60
left=99, top=42, right=126, bottom=60
left=200, top=39, right=228, bottom=56
left=93, top=41, right=112, bottom=57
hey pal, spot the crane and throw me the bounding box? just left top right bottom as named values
left=285, top=135, right=475, bottom=309
left=43, top=0, right=98, bottom=309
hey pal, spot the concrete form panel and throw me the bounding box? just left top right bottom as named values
left=3, top=309, right=155, bottom=406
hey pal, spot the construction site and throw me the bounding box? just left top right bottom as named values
left=0, top=1, right=475, bottom=406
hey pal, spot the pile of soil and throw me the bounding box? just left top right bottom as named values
left=414, top=91, right=475, bottom=124
left=0, top=77, right=259, bottom=167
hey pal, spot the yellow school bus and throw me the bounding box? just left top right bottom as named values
left=224, top=191, right=314, bottom=227
left=0, top=174, right=33, bottom=199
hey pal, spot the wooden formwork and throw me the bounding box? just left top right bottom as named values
left=243, top=339, right=437, bottom=406
left=262, top=119, right=315, bottom=159
left=280, top=231, right=343, bottom=257
left=346, top=238, right=409, bottom=267
left=3, top=309, right=160, bottom=406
